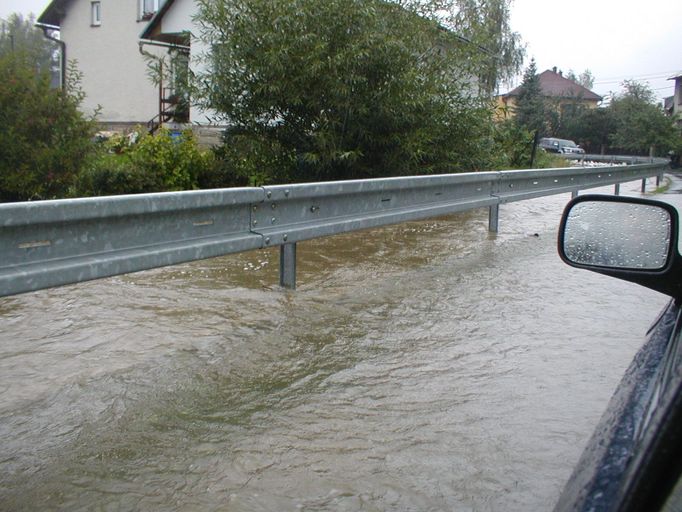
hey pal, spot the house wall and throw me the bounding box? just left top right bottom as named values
left=60, top=0, right=164, bottom=126
left=496, top=95, right=600, bottom=121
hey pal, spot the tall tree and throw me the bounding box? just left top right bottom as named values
left=514, top=58, right=546, bottom=135
left=446, top=0, right=525, bottom=95
left=608, top=80, right=676, bottom=155
left=566, top=69, right=595, bottom=90
left=0, top=13, right=57, bottom=79
left=195, top=0, right=500, bottom=183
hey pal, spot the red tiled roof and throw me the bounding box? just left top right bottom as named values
left=504, top=69, right=603, bottom=102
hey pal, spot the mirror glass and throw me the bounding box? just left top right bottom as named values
left=563, top=200, right=672, bottom=270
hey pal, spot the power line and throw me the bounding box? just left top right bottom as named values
left=594, top=70, right=681, bottom=85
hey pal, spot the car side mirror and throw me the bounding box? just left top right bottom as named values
left=558, top=195, right=682, bottom=300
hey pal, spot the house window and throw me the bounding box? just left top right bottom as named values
left=91, top=1, right=101, bottom=26
left=139, top=0, right=160, bottom=20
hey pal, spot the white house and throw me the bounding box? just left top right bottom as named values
left=37, top=0, right=170, bottom=130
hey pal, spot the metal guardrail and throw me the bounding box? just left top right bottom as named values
left=0, top=156, right=669, bottom=296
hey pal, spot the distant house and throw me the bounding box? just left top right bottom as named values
left=497, top=67, right=603, bottom=119
left=665, top=72, right=682, bottom=130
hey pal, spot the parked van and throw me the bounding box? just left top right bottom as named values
left=539, top=137, right=585, bottom=154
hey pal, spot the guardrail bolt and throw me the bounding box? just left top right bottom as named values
left=252, top=205, right=258, bottom=212
left=265, top=237, right=271, bottom=245
left=284, top=189, right=290, bottom=197
left=283, top=234, right=288, bottom=242
left=253, top=220, right=258, bottom=226
left=310, top=206, right=319, bottom=213
left=271, top=203, right=277, bottom=209
left=266, top=191, right=272, bottom=199
left=271, top=217, right=277, bottom=224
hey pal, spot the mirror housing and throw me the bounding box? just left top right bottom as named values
left=558, top=195, right=682, bottom=301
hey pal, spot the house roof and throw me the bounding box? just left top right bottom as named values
left=36, top=0, right=72, bottom=26
left=504, top=69, right=603, bottom=102
left=140, top=0, right=178, bottom=41
left=668, top=72, right=682, bottom=81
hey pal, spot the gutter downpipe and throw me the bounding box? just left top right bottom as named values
left=35, top=22, right=66, bottom=90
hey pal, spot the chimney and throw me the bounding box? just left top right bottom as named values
left=559, top=70, right=563, bottom=77
left=552, top=66, right=557, bottom=74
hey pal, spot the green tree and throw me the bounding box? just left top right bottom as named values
left=195, top=0, right=503, bottom=184
left=0, top=13, right=58, bottom=81
left=0, top=54, right=96, bottom=201
left=444, top=0, right=524, bottom=94
left=609, top=80, right=677, bottom=156
left=514, top=58, right=546, bottom=135
left=560, top=106, right=614, bottom=154
left=566, top=68, right=595, bottom=90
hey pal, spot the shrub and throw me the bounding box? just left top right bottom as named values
left=196, top=0, right=504, bottom=183
left=491, top=119, right=534, bottom=169
left=0, top=54, right=96, bottom=201
left=74, top=129, right=218, bottom=196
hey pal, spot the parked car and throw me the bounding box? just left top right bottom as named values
left=539, top=137, right=586, bottom=154
left=554, top=194, right=682, bottom=511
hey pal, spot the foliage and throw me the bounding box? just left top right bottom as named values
left=608, top=81, right=677, bottom=155
left=565, top=69, right=594, bottom=90
left=490, top=119, right=534, bottom=168
left=552, top=80, right=678, bottom=156
left=513, top=59, right=547, bottom=136
left=194, top=0, right=511, bottom=184
left=210, top=129, right=295, bottom=187
left=533, top=148, right=570, bottom=169
left=75, top=129, right=217, bottom=196
left=0, top=54, right=96, bottom=201
left=443, top=0, right=524, bottom=94
left=489, top=118, right=569, bottom=169
left=558, top=106, right=614, bottom=153
left=0, top=13, right=57, bottom=80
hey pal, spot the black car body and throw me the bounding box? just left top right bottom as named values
left=554, top=194, right=682, bottom=511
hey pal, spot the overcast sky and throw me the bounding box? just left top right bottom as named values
left=2, top=0, right=681, bottom=103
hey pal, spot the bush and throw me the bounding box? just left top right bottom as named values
left=490, top=119, right=534, bottom=169
left=196, top=0, right=502, bottom=183
left=74, top=129, right=218, bottom=196
left=0, top=53, right=96, bottom=201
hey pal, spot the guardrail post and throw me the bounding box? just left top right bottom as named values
left=614, top=183, right=620, bottom=196
left=571, top=190, right=579, bottom=199
left=656, top=174, right=662, bottom=187
left=280, top=243, right=297, bottom=289
left=641, top=178, right=647, bottom=193
left=488, top=204, right=499, bottom=233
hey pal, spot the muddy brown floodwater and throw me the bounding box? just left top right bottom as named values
left=0, top=178, right=676, bottom=511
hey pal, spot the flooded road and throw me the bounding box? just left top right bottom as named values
left=0, top=178, right=676, bottom=511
